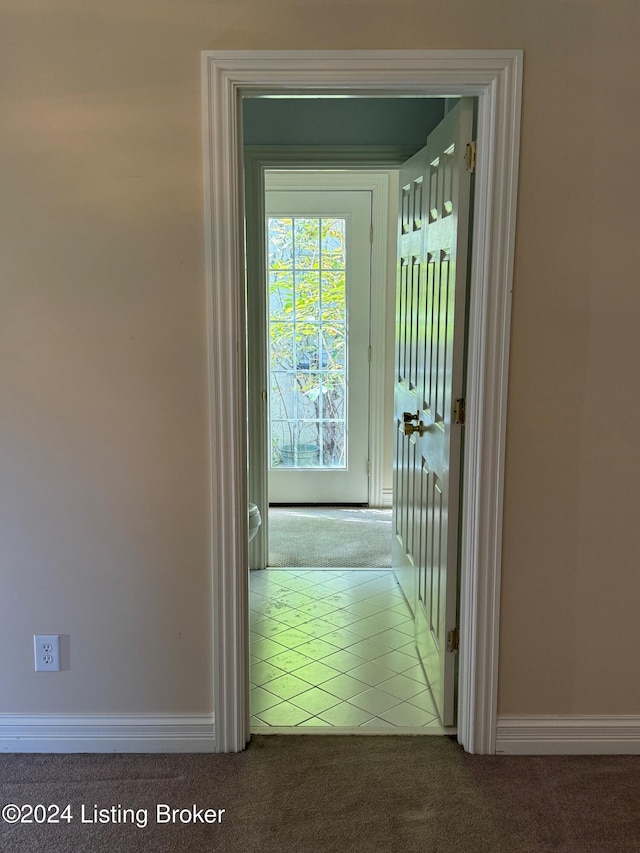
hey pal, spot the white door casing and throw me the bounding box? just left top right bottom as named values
left=265, top=187, right=372, bottom=504
left=201, top=50, right=523, bottom=754
left=393, top=100, right=473, bottom=727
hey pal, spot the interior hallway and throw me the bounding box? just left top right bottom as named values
left=250, top=568, right=449, bottom=731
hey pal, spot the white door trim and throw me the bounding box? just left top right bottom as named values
left=201, top=49, right=523, bottom=754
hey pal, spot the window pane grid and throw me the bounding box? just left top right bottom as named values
left=268, top=216, right=347, bottom=469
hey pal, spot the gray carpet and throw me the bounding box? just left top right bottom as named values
left=268, top=507, right=392, bottom=568
left=2, top=737, right=640, bottom=852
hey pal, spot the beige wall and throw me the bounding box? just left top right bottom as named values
left=1, top=0, right=639, bottom=718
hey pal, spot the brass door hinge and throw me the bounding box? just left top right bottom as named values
left=453, top=398, right=466, bottom=425
left=447, top=628, right=459, bottom=653
left=465, top=141, right=477, bottom=173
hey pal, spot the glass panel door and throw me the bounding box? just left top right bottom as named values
left=265, top=186, right=371, bottom=505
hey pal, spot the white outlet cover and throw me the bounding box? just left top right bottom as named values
left=34, top=634, right=61, bottom=672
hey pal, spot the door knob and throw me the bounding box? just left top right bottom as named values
left=402, top=410, right=420, bottom=424
left=403, top=420, right=428, bottom=436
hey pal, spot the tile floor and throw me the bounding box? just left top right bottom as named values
left=250, top=568, right=446, bottom=731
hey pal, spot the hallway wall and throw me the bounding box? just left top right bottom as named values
left=1, top=0, right=639, bottom=720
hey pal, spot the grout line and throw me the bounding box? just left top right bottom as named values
left=250, top=568, right=443, bottom=731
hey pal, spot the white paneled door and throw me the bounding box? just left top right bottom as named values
left=266, top=189, right=372, bottom=504
left=393, top=100, right=474, bottom=727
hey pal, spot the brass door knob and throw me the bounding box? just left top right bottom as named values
left=402, top=410, right=420, bottom=424
left=403, top=420, right=428, bottom=436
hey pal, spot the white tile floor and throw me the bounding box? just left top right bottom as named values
left=250, top=568, right=446, bottom=731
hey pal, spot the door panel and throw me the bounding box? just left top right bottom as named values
left=392, top=100, right=473, bottom=726
left=266, top=189, right=372, bottom=504
left=393, top=141, right=429, bottom=615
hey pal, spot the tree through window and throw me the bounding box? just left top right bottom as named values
left=268, top=216, right=347, bottom=469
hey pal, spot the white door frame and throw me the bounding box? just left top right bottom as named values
left=201, top=50, right=523, bottom=754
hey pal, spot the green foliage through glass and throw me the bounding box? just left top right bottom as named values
left=268, top=216, right=348, bottom=469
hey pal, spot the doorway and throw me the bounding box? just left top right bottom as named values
left=248, top=98, right=472, bottom=732
left=201, top=50, right=523, bottom=754
left=248, top=167, right=398, bottom=569
left=254, top=167, right=420, bottom=730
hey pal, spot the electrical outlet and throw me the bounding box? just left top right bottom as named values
left=34, top=634, right=61, bottom=672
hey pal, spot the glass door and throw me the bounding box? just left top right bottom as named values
left=266, top=186, right=372, bottom=504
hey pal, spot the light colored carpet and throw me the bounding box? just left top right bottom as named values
left=268, top=507, right=392, bottom=568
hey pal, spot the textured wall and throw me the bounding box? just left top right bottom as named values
left=1, top=0, right=639, bottom=717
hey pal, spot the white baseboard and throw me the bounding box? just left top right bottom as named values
left=0, top=714, right=216, bottom=753
left=496, top=715, right=640, bottom=755
left=381, top=488, right=393, bottom=508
